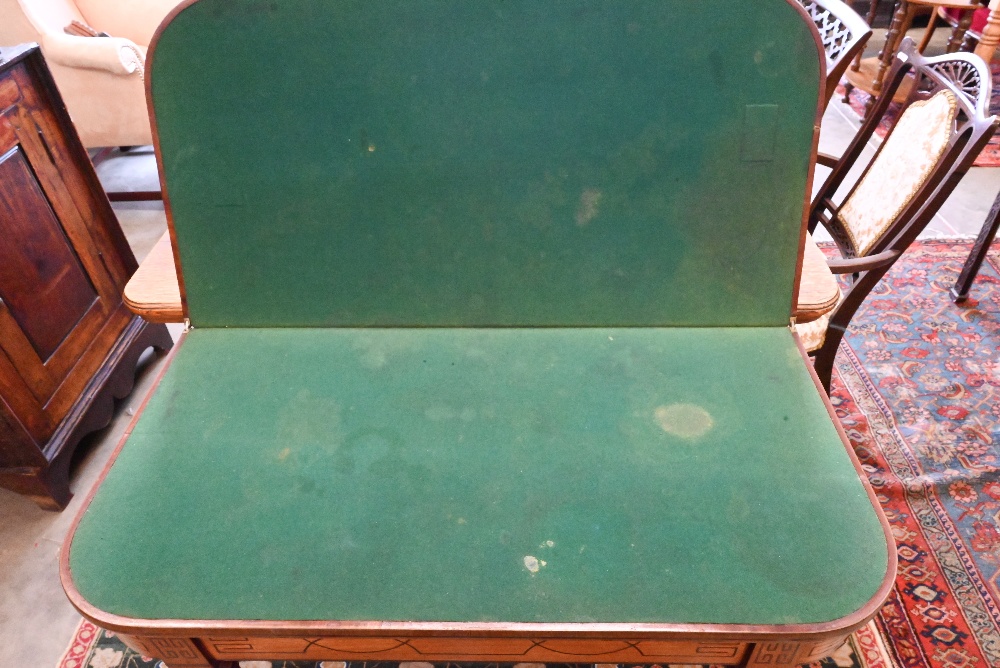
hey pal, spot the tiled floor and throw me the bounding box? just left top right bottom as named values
left=3, top=41, right=1000, bottom=667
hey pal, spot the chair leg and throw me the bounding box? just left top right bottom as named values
left=812, top=324, right=849, bottom=395
left=946, top=10, right=975, bottom=53
left=918, top=11, right=938, bottom=53
left=867, top=1, right=914, bottom=114
left=952, top=187, right=1000, bottom=302
left=842, top=81, right=855, bottom=104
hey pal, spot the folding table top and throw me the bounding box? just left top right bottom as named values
left=64, top=0, right=892, bottom=635
left=148, top=0, right=821, bottom=328
left=69, top=327, right=888, bottom=625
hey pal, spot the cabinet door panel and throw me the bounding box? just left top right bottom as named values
left=0, top=90, right=121, bottom=426
left=0, top=145, right=98, bottom=361
left=0, top=347, right=53, bottom=443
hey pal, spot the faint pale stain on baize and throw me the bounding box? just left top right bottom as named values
left=523, top=555, right=546, bottom=574
left=654, top=403, right=714, bottom=438
left=575, top=188, right=602, bottom=226
left=275, top=389, right=343, bottom=458
left=352, top=334, right=419, bottom=369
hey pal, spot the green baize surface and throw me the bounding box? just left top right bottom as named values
left=69, top=328, right=888, bottom=624
left=150, top=0, right=820, bottom=328
left=69, top=0, right=887, bottom=628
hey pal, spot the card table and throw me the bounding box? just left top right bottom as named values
left=62, top=2, right=895, bottom=666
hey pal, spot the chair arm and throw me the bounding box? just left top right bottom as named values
left=815, top=152, right=839, bottom=168
left=827, top=249, right=901, bottom=274
left=40, top=33, right=145, bottom=77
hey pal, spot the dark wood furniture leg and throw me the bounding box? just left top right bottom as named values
left=90, top=147, right=163, bottom=202
left=844, top=0, right=884, bottom=102
left=946, top=8, right=975, bottom=51
left=952, top=187, right=1000, bottom=302
left=867, top=0, right=911, bottom=112
left=0, top=318, right=172, bottom=509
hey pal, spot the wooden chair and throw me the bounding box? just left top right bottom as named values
left=844, top=0, right=983, bottom=111
left=798, top=38, right=998, bottom=392
left=798, top=0, right=873, bottom=106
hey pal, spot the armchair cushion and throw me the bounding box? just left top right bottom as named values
left=838, top=90, right=958, bottom=255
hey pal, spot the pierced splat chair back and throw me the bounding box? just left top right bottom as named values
left=798, top=0, right=872, bottom=105
left=804, top=38, right=997, bottom=391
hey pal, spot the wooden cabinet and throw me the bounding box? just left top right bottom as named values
left=0, top=44, right=172, bottom=510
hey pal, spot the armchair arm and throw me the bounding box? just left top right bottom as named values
left=827, top=249, right=902, bottom=274
left=40, top=32, right=145, bottom=77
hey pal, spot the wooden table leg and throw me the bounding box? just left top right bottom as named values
left=945, top=8, right=975, bottom=52
left=117, top=635, right=221, bottom=668
left=952, top=186, right=1000, bottom=302
left=974, top=0, right=1000, bottom=62
left=744, top=636, right=851, bottom=668
left=867, top=0, right=913, bottom=112
left=844, top=0, right=885, bottom=103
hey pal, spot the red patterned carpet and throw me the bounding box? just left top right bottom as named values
left=57, top=240, right=1000, bottom=668
left=828, top=240, right=1000, bottom=668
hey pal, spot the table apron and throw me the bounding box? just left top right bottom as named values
left=117, top=631, right=852, bottom=668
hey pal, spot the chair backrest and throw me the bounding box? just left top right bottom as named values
left=798, top=0, right=873, bottom=105
left=813, top=39, right=996, bottom=263
left=9, top=0, right=85, bottom=41
left=806, top=38, right=997, bottom=390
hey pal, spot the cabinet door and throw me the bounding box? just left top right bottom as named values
left=0, top=67, right=131, bottom=444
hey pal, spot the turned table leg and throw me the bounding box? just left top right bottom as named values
left=866, top=0, right=914, bottom=113
left=974, top=0, right=1000, bottom=62
left=844, top=0, right=885, bottom=103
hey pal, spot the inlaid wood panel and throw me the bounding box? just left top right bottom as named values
left=118, top=635, right=213, bottom=668
left=199, top=635, right=749, bottom=664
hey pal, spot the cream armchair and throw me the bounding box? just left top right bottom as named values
left=0, top=0, right=180, bottom=148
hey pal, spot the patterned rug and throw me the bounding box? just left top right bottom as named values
left=838, top=63, right=1000, bottom=168
left=56, top=240, right=1000, bottom=668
